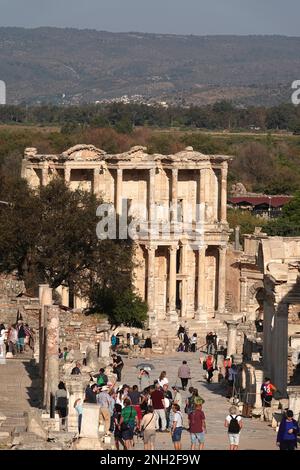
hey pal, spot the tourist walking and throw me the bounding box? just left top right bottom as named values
left=84, top=383, right=98, bottom=403
left=140, top=406, right=156, bottom=450
left=276, top=410, right=299, bottom=450
left=55, top=381, right=68, bottom=431
left=71, top=361, right=81, bottom=375
left=185, top=387, right=205, bottom=414
left=151, top=383, right=167, bottom=432
left=171, top=403, right=184, bottom=450
left=17, top=320, right=26, bottom=353
left=172, top=386, right=182, bottom=409
left=206, top=355, right=215, bottom=383
left=163, top=384, right=173, bottom=429
left=144, top=337, right=152, bottom=359
left=120, top=398, right=138, bottom=450
left=190, top=333, right=197, bottom=352
left=97, top=385, right=113, bottom=436
left=224, top=405, right=243, bottom=450
left=111, top=334, right=117, bottom=351
left=138, top=369, right=151, bottom=391
left=133, top=334, right=140, bottom=354
left=112, top=353, right=124, bottom=382
left=261, top=377, right=277, bottom=408
left=178, top=360, right=191, bottom=390
left=158, top=371, right=169, bottom=388
left=188, top=398, right=206, bottom=450
left=7, top=324, right=17, bottom=355
left=74, top=398, right=83, bottom=435
left=113, top=403, right=125, bottom=450
left=93, top=367, right=108, bottom=386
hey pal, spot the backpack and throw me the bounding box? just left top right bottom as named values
left=202, top=360, right=207, bottom=370
left=228, top=415, right=240, bottom=434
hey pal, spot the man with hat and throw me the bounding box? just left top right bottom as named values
left=97, top=385, right=113, bottom=436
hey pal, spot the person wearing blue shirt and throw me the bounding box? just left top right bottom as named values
left=277, top=409, right=299, bottom=450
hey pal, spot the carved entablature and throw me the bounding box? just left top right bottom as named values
left=61, top=144, right=107, bottom=161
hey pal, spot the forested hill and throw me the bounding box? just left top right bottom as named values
left=0, top=27, right=300, bottom=105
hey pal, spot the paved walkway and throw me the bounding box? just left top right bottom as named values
left=121, top=352, right=277, bottom=451
left=0, top=354, right=41, bottom=438
left=0, top=351, right=278, bottom=450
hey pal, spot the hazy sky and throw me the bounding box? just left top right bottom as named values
left=0, top=0, right=299, bottom=36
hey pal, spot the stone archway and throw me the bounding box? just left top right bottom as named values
left=248, top=281, right=265, bottom=322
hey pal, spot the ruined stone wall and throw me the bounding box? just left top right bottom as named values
left=58, top=311, right=110, bottom=352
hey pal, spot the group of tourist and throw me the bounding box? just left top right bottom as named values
left=0, top=320, right=34, bottom=355
left=111, top=333, right=153, bottom=358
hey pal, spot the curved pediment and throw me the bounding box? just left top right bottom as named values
left=172, top=146, right=210, bottom=161
left=61, top=144, right=106, bottom=161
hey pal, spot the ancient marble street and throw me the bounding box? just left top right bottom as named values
left=0, top=351, right=276, bottom=450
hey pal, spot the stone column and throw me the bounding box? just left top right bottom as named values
left=148, top=167, right=156, bottom=231
left=225, top=320, right=239, bottom=357
left=44, top=306, right=60, bottom=410
left=168, top=245, right=178, bottom=321
left=93, top=167, right=100, bottom=195
left=273, top=305, right=288, bottom=396
left=240, top=277, right=248, bottom=319
left=204, top=168, right=212, bottom=222
left=146, top=246, right=157, bottom=324
left=39, top=284, right=53, bottom=373
left=116, top=168, right=123, bottom=217
left=220, top=163, right=228, bottom=223
left=171, top=168, right=178, bottom=223
left=254, top=369, right=264, bottom=409
left=41, top=165, right=49, bottom=186
left=217, top=245, right=226, bottom=314
left=64, top=167, right=71, bottom=185
left=198, top=168, right=206, bottom=223
left=180, top=244, right=188, bottom=318
left=196, top=245, right=207, bottom=320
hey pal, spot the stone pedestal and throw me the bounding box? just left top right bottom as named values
left=99, top=341, right=110, bottom=358
left=81, top=403, right=100, bottom=439
left=287, top=386, right=300, bottom=421
left=0, top=338, right=6, bottom=364
left=225, top=320, right=240, bottom=357
left=65, top=380, right=86, bottom=433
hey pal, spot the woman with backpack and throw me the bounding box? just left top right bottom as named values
left=224, top=405, right=243, bottom=450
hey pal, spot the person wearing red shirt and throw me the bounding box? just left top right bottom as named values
left=206, top=355, right=214, bottom=383
left=151, top=384, right=167, bottom=431
left=188, top=400, right=206, bottom=450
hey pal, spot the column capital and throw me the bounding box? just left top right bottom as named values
left=146, top=244, right=157, bottom=252
left=168, top=244, right=179, bottom=252
left=196, top=244, right=208, bottom=252
left=117, top=168, right=123, bottom=176
left=218, top=245, right=227, bottom=252
left=172, top=167, right=178, bottom=177
left=225, top=320, right=240, bottom=329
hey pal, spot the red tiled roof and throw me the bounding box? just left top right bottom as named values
left=228, top=196, right=292, bottom=208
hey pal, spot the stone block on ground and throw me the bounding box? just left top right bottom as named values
left=24, top=410, right=48, bottom=440
left=80, top=404, right=100, bottom=438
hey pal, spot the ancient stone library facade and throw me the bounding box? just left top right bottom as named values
left=22, top=144, right=231, bottom=329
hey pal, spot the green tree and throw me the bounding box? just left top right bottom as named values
left=265, top=191, right=300, bottom=236
left=88, top=287, right=147, bottom=328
